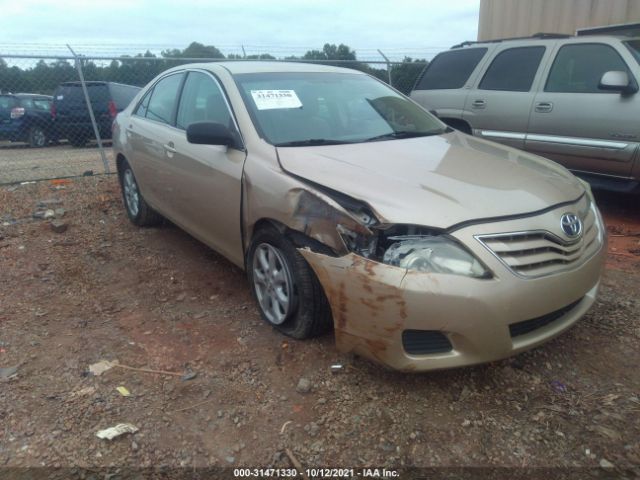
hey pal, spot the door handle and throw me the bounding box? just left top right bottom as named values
left=164, top=141, right=176, bottom=157
left=535, top=102, right=553, bottom=113
left=471, top=99, right=486, bottom=109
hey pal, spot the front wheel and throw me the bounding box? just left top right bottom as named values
left=247, top=228, right=332, bottom=339
left=119, top=159, right=162, bottom=227
left=28, top=126, right=47, bottom=148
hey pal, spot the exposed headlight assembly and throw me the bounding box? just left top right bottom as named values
left=382, top=236, right=490, bottom=278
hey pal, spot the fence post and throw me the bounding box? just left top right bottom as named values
left=377, top=49, right=392, bottom=86
left=66, top=44, right=110, bottom=174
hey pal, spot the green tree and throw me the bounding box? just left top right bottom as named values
left=390, top=57, right=428, bottom=94
left=162, top=42, right=225, bottom=59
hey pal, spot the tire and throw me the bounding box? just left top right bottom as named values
left=247, top=227, right=332, bottom=339
left=28, top=126, right=47, bottom=148
left=118, top=159, right=162, bottom=227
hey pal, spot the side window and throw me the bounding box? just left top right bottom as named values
left=176, top=72, right=232, bottom=130
left=479, top=46, right=545, bottom=92
left=20, top=98, right=34, bottom=108
left=144, top=73, right=184, bottom=125
left=414, top=48, right=487, bottom=90
left=134, top=89, right=153, bottom=117
left=545, top=43, right=630, bottom=93
left=33, top=99, right=51, bottom=111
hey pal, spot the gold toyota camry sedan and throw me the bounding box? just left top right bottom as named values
left=113, top=62, right=606, bottom=372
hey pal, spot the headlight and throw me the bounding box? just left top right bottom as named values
left=382, top=236, right=489, bottom=278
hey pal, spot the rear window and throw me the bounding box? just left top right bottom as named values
left=55, top=84, right=109, bottom=105
left=479, top=46, right=545, bottom=92
left=414, top=48, right=487, bottom=90
left=0, top=96, right=17, bottom=110
left=109, top=83, right=141, bottom=109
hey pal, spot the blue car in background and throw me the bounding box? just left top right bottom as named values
left=0, top=93, right=54, bottom=148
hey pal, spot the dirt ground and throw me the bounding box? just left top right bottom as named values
left=0, top=176, right=639, bottom=478
left=0, top=142, right=115, bottom=184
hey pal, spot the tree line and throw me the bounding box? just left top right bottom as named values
left=0, top=42, right=428, bottom=96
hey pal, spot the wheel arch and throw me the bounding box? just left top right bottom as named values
left=440, top=117, right=472, bottom=134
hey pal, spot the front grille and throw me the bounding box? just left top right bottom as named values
left=476, top=199, right=599, bottom=277
left=402, top=330, right=453, bottom=355
left=509, top=298, right=583, bottom=338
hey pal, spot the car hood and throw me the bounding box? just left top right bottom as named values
left=276, top=131, right=585, bottom=229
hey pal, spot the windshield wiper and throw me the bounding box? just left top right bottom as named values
left=274, top=138, right=355, bottom=147
left=362, top=130, right=442, bottom=142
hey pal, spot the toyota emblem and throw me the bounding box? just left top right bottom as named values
left=560, top=213, right=582, bottom=238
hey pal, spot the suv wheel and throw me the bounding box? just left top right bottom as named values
left=119, top=160, right=162, bottom=226
left=28, top=126, right=47, bottom=148
left=247, top=228, right=332, bottom=339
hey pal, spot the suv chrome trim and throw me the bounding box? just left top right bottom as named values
left=526, top=134, right=629, bottom=149
left=479, top=130, right=526, bottom=140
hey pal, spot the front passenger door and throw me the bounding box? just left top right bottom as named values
left=166, top=71, right=247, bottom=265
left=526, top=43, right=638, bottom=177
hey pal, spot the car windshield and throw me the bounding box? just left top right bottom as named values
left=234, top=71, right=446, bottom=146
left=625, top=40, right=640, bottom=65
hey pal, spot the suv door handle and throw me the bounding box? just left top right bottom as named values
left=471, top=99, right=486, bottom=109
left=535, top=102, right=553, bottom=113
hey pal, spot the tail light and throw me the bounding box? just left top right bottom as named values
left=108, top=100, right=117, bottom=119
left=10, top=107, right=25, bottom=119
left=50, top=103, right=56, bottom=119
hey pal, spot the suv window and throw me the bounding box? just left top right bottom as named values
left=0, top=96, right=17, bottom=109
left=414, top=48, right=487, bottom=90
left=479, top=46, right=545, bottom=92
left=545, top=43, right=630, bottom=93
left=145, top=73, right=184, bottom=125
left=176, top=72, right=232, bottom=130
left=625, top=40, right=640, bottom=65
left=33, top=99, right=51, bottom=111
left=109, top=83, right=140, bottom=109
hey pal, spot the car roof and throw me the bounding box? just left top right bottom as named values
left=58, top=81, right=137, bottom=87
left=178, top=61, right=365, bottom=75
left=0, top=93, right=52, bottom=99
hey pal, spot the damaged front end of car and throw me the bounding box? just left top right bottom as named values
left=244, top=168, right=497, bottom=370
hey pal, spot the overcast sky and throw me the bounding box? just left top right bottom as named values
left=0, top=0, right=480, bottom=60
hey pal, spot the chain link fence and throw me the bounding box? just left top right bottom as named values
left=0, top=50, right=431, bottom=184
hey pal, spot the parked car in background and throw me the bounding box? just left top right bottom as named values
left=410, top=33, right=640, bottom=192
left=0, top=93, right=54, bottom=147
left=52, top=81, right=140, bottom=147
left=113, top=62, right=605, bottom=372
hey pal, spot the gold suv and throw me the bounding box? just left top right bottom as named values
left=113, top=62, right=606, bottom=371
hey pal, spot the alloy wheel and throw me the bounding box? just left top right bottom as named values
left=252, top=243, right=294, bottom=325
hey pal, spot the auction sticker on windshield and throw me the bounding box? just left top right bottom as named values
left=250, top=90, right=302, bottom=110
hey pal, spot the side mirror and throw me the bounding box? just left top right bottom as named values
left=186, top=122, right=240, bottom=148
left=598, top=70, right=637, bottom=94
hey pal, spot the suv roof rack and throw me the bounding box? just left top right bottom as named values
left=451, top=32, right=571, bottom=49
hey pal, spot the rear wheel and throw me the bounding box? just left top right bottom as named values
left=247, top=228, right=332, bottom=339
left=28, top=126, right=47, bottom=148
left=119, top=159, right=162, bottom=227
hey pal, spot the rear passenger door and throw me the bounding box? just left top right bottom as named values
left=410, top=48, right=488, bottom=126
left=167, top=70, right=246, bottom=264
left=526, top=42, right=638, bottom=177
left=463, top=45, right=548, bottom=149
left=127, top=72, right=184, bottom=214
